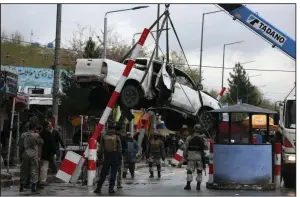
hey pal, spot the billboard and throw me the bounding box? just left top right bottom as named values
left=2, top=66, right=71, bottom=89
left=214, top=144, right=272, bottom=184
left=0, top=68, right=18, bottom=96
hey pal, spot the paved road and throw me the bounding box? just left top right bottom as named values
left=1, top=165, right=296, bottom=196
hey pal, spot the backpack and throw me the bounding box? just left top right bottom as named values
left=104, top=134, right=117, bottom=152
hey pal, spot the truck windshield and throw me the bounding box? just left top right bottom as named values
left=285, top=100, right=296, bottom=129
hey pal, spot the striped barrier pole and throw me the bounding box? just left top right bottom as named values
left=87, top=138, right=97, bottom=186
left=208, top=140, right=214, bottom=183
left=58, top=28, right=150, bottom=184
left=274, top=143, right=281, bottom=188
left=91, top=27, right=150, bottom=142
left=217, top=87, right=226, bottom=101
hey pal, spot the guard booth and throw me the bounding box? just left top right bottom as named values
left=206, top=103, right=279, bottom=190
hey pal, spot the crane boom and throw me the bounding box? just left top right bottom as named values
left=217, top=4, right=295, bottom=60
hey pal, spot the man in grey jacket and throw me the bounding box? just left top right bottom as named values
left=183, top=124, right=206, bottom=191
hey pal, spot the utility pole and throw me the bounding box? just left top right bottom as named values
left=155, top=4, right=160, bottom=59
left=52, top=4, right=62, bottom=128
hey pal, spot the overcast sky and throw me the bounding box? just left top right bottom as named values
left=1, top=3, right=296, bottom=102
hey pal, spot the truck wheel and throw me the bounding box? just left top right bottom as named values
left=120, top=84, right=141, bottom=109
left=198, top=108, right=215, bottom=132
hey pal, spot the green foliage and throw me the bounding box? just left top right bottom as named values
left=226, top=63, right=261, bottom=105
left=208, top=89, right=219, bottom=99
left=83, top=37, right=101, bottom=58
left=168, top=51, right=203, bottom=84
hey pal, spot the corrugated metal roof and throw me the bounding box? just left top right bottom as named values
left=209, top=103, right=277, bottom=114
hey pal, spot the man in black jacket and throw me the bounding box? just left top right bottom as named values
left=39, top=121, right=56, bottom=185
left=49, top=126, right=65, bottom=174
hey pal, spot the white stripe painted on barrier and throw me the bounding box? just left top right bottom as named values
left=274, top=154, right=281, bottom=165
left=88, top=149, right=97, bottom=161
left=88, top=170, right=96, bottom=186
left=65, top=151, right=81, bottom=164
left=115, top=75, right=127, bottom=93
left=275, top=176, right=281, bottom=188
left=99, top=107, right=113, bottom=125
left=56, top=170, right=72, bottom=183
left=208, top=174, right=213, bottom=183
left=130, top=44, right=142, bottom=59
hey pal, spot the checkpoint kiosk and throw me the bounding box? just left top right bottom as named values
left=206, top=103, right=280, bottom=190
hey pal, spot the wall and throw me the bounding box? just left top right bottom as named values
left=214, top=144, right=272, bottom=185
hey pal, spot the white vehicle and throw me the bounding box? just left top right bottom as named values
left=278, top=96, right=296, bottom=188
left=71, top=58, right=221, bottom=131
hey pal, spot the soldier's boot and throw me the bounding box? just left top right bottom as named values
left=19, top=184, right=24, bottom=192
left=196, top=170, right=202, bottom=191
left=31, top=183, right=37, bottom=192
left=131, top=172, right=135, bottom=179
left=196, top=182, right=201, bottom=190
left=117, top=182, right=122, bottom=189
left=157, top=164, right=161, bottom=178
left=24, top=182, right=31, bottom=189
left=149, top=172, right=154, bottom=178
left=37, top=182, right=44, bottom=189
left=109, top=187, right=115, bottom=194
left=184, top=181, right=191, bottom=190
left=93, top=187, right=101, bottom=194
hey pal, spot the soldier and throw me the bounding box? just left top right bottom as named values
left=18, top=116, right=39, bottom=189
left=146, top=131, right=165, bottom=178
left=115, top=124, right=126, bottom=189
left=19, top=121, right=44, bottom=192
left=94, top=125, right=122, bottom=194
left=183, top=124, right=206, bottom=191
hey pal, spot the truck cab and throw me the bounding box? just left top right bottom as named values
left=279, top=96, right=296, bottom=188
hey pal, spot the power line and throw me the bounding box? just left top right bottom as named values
left=188, top=64, right=295, bottom=73
left=2, top=37, right=296, bottom=73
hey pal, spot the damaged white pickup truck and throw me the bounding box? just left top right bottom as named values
left=71, top=58, right=221, bottom=131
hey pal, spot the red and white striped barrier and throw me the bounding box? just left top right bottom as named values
left=274, top=143, right=281, bottom=188
left=87, top=138, right=97, bottom=186
left=171, top=149, right=184, bottom=166
left=56, top=28, right=150, bottom=183
left=208, top=140, right=214, bottom=183
left=56, top=151, right=82, bottom=183
left=217, top=87, right=226, bottom=101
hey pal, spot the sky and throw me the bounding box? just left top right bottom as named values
left=1, top=3, right=296, bottom=102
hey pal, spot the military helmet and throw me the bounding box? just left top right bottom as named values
left=193, top=124, right=203, bottom=133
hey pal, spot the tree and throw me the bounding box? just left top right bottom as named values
left=83, top=37, right=101, bottom=58
left=208, top=89, right=219, bottom=99
left=226, top=63, right=260, bottom=105
left=168, top=51, right=203, bottom=85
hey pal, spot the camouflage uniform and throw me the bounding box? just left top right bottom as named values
left=183, top=124, right=206, bottom=191
left=146, top=131, right=165, bottom=178
left=19, top=116, right=39, bottom=189
left=20, top=131, right=43, bottom=192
